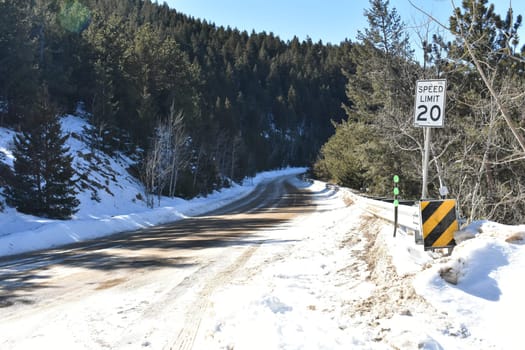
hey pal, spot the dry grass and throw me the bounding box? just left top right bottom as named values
left=505, top=231, right=525, bottom=244
left=95, top=277, right=126, bottom=290
left=342, top=193, right=354, bottom=206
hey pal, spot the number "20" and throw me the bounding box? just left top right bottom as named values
left=417, top=105, right=441, bottom=122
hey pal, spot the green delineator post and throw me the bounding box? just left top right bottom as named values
left=393, top=175, right=399, bottom=237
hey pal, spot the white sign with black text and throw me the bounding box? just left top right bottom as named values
left=414, top=79, right=447, bottom=128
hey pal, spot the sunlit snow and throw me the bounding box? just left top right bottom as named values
left=0, top=115, right=524, bottom=349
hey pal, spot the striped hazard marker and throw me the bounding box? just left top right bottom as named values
left=419, top=199, right=458, bottom=250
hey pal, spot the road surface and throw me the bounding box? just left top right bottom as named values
left=0, top=174, right=316, bottom=349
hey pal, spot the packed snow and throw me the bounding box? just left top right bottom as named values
left=1, top=115, right=524, bottom=349
left=193, top=182, right=525, bottom=349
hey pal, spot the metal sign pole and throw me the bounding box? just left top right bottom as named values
left=414, top=79, right=446, bottom=199
left=422, top=127, right=431, bottom=199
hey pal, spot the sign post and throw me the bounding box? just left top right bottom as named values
left=414, top=79, right=447, bottom=198
left=393, top=175, right=399, bottom=237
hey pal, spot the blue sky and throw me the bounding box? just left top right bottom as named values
left=164, top=0, right=524, bottom=54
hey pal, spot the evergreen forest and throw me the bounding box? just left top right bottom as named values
left=0, top=0, right=351, bottom=215
left=1, top=0, right=525, bottom=224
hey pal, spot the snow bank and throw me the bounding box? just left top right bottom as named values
left=0, top=166, right=306, bottom=257
left=412, top=221, right=525, bottom=349
left=194, top=182, right=375, bottom=349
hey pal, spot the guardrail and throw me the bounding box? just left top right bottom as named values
left=339, top=186, right=465, bottom=253
left=345, top=190, right=421, bottom=235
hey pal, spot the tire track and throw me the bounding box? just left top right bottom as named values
left=170, top=245, right=259, bottom=350
left=169, top=178, right=303, bottom=349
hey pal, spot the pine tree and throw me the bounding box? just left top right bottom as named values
left=6, top=92, right=79, bottom=219
left=316, top=0, right=420, bottom=196
left=6, top=127, right=44, bottom=216
left=41, top=114, right=80, bottom=219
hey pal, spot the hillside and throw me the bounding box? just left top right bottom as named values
left=0, top=0, right=350, bottom=197
left=0, top=111, right=305, bottom=256
left=3, top=0, right=525, bottom=225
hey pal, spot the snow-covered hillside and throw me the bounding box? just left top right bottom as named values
left=0, top=113, right=306, bottom=256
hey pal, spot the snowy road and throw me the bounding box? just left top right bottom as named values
left=0, top=175, right=318, bottom=349
left=2, top=175, right=522, bottom=349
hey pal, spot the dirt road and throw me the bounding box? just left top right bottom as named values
left=0, top=174, right=315, bottom=349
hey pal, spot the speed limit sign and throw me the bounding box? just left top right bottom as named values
left=414, top=79, right=447, bottom=128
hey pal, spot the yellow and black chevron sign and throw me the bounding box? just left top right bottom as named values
left=420, top=199, right=458, bottom=250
